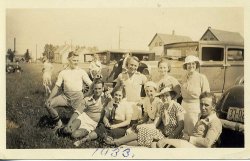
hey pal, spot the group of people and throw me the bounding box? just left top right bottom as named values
left=42, top=51, right=222, bottom=148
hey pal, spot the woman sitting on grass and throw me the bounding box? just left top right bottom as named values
left=106, top=85, right=185, bottom=148
left=74, top=86, right=133, bottom=147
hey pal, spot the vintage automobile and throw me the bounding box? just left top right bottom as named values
left=161, top=40, right=244, bottom=94
left=80, top=49, right=155, bottom=82
left=121, top=41, right=244, bottom=94
left=6, top=63, right=23, bottom=73
left=216, top=84, right=244, bottom=147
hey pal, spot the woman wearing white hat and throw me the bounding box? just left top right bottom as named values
left=181, top=55, right=210, bottom=136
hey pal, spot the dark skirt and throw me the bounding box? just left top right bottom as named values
left=95, top=122, right=128, bottom=140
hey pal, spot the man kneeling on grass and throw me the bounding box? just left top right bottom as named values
left=156, top=92, right=222, bottom=148
left=58, top=80, right=111, bottom=139
left=45, top=51, right=92, bottom=129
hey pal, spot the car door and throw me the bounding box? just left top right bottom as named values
left=224, top=46, right=244, bottom=91
left=199, top=44, right=225, bottom=93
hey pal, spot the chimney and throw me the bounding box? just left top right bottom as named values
left=172, top=30, right=175, bottom=35
left=14, top=37, right=16, bottom=52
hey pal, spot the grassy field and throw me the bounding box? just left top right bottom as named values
left=6, top=63, right=104, bottom=149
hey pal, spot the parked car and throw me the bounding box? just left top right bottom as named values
left=215, top=85, right=244, bottom=147
left=80, top=49, right=155, bottom=82
left=161, top=40, right=244, bottom=94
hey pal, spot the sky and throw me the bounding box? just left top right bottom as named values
left=6, top=7, right=244, bottom=59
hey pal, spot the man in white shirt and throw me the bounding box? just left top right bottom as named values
left=45, top=51, right=92, bottom=129
left=156, top=92, right=222, bottom=148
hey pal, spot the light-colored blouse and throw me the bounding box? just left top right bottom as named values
left=181, top=71, right=210, bottom=102
left=105, top=100, right=133, bottom=122
left=142, top=97, right=162, bottom=120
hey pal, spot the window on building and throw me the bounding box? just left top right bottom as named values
left=155, top=42, right=158, bottom=46
left=201, top=47, right=224, bottom=61
left=227, top=48, right=244, bottom=61
left=159, top=42, right=163, bottom=46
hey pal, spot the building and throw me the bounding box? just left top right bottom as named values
left=148, top=31, right=192, bottom=58
left=53, top=44, right=98, bottom=64
left=200, top=27, right=244, bottom=43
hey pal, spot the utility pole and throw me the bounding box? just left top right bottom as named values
left=36, top=44, right=37, bottom=62
left=118, top=26, right=122, bottom=49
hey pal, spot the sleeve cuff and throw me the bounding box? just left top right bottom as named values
left=189, top=136, right=195, bottom=144
left=75, top=110, right=81, bottom=116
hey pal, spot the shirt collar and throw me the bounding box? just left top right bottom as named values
left=201, top=112, right=217, bottom=122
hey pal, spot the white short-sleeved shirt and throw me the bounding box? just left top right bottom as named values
left=55, top=67, right=92, bottom=92
left=142, top=97, right=162, bottom=120
left=105, top=100, right=133, bottom=122
left=117, top=71, right=147, bottom=102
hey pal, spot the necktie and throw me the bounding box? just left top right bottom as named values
left=110, top=103, right=118, bottom=123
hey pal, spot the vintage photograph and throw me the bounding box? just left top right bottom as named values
left=3, top=1, right=247, bottom=159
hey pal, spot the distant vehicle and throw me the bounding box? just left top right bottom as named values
left=81, top=50, right=155, bottom=82
left=6, top=63, right=23, bottom=73
left=6, top=64, right=15, bottom=73
left=216, top=85, right=244, bottom=147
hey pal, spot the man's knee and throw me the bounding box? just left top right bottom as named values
left=71, top=129, right=89, bottom=139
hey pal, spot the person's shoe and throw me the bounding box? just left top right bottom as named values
left=104, top=136, right=116, bottom=145
left=74, top=137, right=88, bottom=147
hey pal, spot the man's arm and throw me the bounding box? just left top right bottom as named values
left=46, top=85, right=59, bottom=103
left=66, top=112, right=79, bottom=127
left=189, top=119, right=222, bottom=147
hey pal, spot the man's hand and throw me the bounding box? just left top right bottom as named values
left=156, top=138, right=169, bottom=148
left=110, top=124, right=118, bottom=129
left=45, top=99, right=51, bottom=107
left=103, top=120, right=111, bottom=128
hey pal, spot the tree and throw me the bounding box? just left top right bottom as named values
left=24, top=49, right=31, bottom=62
left=42, top=44, right=56, bottom=61
left=7, top=49, right=15, bottom=62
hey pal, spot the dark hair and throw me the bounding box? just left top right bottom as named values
left=113, top=86, right=126, bottom=98
left=158, top=58, right=171, bottom=72
left=183, top=61, right=200, bottom=70
left=200, top=92, right=216, bottom=106
left=67, top=51, right=79, bottom=59
left=93, top=79, right=104, bottom=87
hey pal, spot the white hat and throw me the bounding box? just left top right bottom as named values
left=144, top=81, right=157, bottom=90
left=183, top=55, right=201, bottom=65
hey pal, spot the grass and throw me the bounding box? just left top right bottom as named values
left=6, top=63, right=106, bottom=149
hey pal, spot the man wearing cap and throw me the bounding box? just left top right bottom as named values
left=156, top=92, right=222, bottom=148
left=45, top=51, right=92, bottom=129
left=181, top=55, right=210, bottom=136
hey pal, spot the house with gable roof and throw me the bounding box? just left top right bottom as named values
left=200, top=27, right=243, bottom=43
left=148, top=31, right=192, bottom=58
